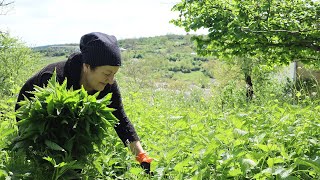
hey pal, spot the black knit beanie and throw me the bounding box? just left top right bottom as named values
left=80, top=32, right=121, bottom=66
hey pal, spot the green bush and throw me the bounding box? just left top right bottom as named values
left=0, top=32, right=40, bottom=96
left=133, top=54, right=143, bottom=59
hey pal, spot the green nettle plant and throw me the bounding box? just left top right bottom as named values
left=11, top=72, right=119, bottom=179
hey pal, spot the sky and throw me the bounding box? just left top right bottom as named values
left=1, top=0, right=205, bottom=46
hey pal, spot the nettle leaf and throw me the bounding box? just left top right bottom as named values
left=0, top=169, right=8, bottom=177
left=48, top=71, right=57, bottom=87
left=64, top=136, right=75, bottom=153
left=43, top=156, right=56, bottom=166
left=174, top=157, right=191, bottom=172
left=228, top=167, right=242, bottom=177
left=93, top=91, right=100, bottom=98
left=38, top=121, right=47, bottom=134
left=45, top=140, right=66, bottom=152
left=241, top=158, right=257, bottom=170
left=63, top=96, right=77, bottom=104
left=255, top=143, right=280, bottom=152
left=12, top=69, right=119, bottom=178
left=34, top=99, right=42, bottom=110
left=100, top=109, right=117, bottom=121
left=12, top=141, right=26, bottom=150
left=56, top=89, right=62, bottom=102
left=33, top=85, right=45, bottom=94
left=80, top=86, right=88, bottom=98
left=55, top=160, right=83, bottom=179
left=61, top=78, right=67, bottom=90
left=46, top=94, right=54, bottom=115
left=85, top=120, right=90, bottom=135
left=267, top=157, right=284, bottom=167
left=295, top=158, right=320, bottom=173
left=98, top=93, right=113, bottom=105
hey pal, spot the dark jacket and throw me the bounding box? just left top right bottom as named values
left=15, top=52, right=139, bottom=145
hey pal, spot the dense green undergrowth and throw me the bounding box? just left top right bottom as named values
left=0, top=34, right=319, bottom=179
left=2, top=80, right=319, bottom=179
left=121, top=83, right=320, bottom=179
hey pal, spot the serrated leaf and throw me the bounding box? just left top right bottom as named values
left=45, top=140, right=65, bottom=152
left=93, top=161, right=103, bottom=175
left=93, top=91, right=100, bottom=98
left=48, top=70, right=57, bottom=87
left=46, top=94, right=54, bottom=115
left=43, top=156, right=56, bottom=166
left=98, top=93, right=112, bottom=104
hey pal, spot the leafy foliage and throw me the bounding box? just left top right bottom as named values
left=123, top=81, right=320, bottom=179
left=11, top=72, right=119, bottom=179
left=0, top=32, right=40, bottom=96
left=171, top=0, right=320, bottom=65
left=0, top=34, right=319, bottom=179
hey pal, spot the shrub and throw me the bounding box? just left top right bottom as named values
left=0, top=33, right=39, bottom=96
left=133, top=54, right=143, bottom=59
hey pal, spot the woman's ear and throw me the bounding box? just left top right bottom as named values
left=83, top=63, right=90, bottom=73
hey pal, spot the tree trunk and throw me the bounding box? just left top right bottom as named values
left=245, top=74, right=254, bottom=100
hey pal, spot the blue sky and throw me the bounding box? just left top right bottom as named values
left=1, top=0, right=206, bottom=46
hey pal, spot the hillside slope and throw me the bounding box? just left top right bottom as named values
left=33, top=34, right=218, bottom=89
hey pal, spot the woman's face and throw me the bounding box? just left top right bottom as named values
left=83, top=64, right=120, bottom=91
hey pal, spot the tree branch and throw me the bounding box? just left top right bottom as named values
left=241, top=27, right=316, bottom=34
left=0, top=0, right=13, bottom=7
left=259, top=41, right=320, bottom=52
left=295, top=56, right=320, bottom=62
left=0, top=0, right=14, bottom=15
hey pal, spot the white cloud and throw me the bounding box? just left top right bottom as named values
left=0, top=0, right=201, bottom=46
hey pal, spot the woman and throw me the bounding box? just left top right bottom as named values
left=15, top=32, right=152, bottom=174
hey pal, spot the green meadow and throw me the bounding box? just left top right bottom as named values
left=0, top=34, right=319, bottom=179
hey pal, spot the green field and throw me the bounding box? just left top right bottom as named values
left=0, top=34, right=319, bottom=179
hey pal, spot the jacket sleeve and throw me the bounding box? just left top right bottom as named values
left=108, top=81, right=140, bottom=146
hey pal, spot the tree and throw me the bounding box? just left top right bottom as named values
left=171, top=0, right=319, bottom=63
left=0, top=0, right=14, bottom=15
left=171, top=0, right=320, bottom=99
left=0, top=33, right=39, bottom=95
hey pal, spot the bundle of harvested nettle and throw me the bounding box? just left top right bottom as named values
left=12, top=72, right=118, bottom=179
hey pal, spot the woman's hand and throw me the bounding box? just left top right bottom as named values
left=129, top=141, right=153, bottom=175
left=136, top=152, right=153, bottom=174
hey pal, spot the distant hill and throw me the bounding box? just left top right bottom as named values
left=32, top=34, right=196, bottom=57
left=33, top=34, right=216, bottom=88
left=33, top=44, right=79, bottom=57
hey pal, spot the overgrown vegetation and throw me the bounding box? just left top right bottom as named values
left=0, top=32, right=319, bottom=179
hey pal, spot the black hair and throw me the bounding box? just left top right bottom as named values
left=89, top=65, right=97, bottom=71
